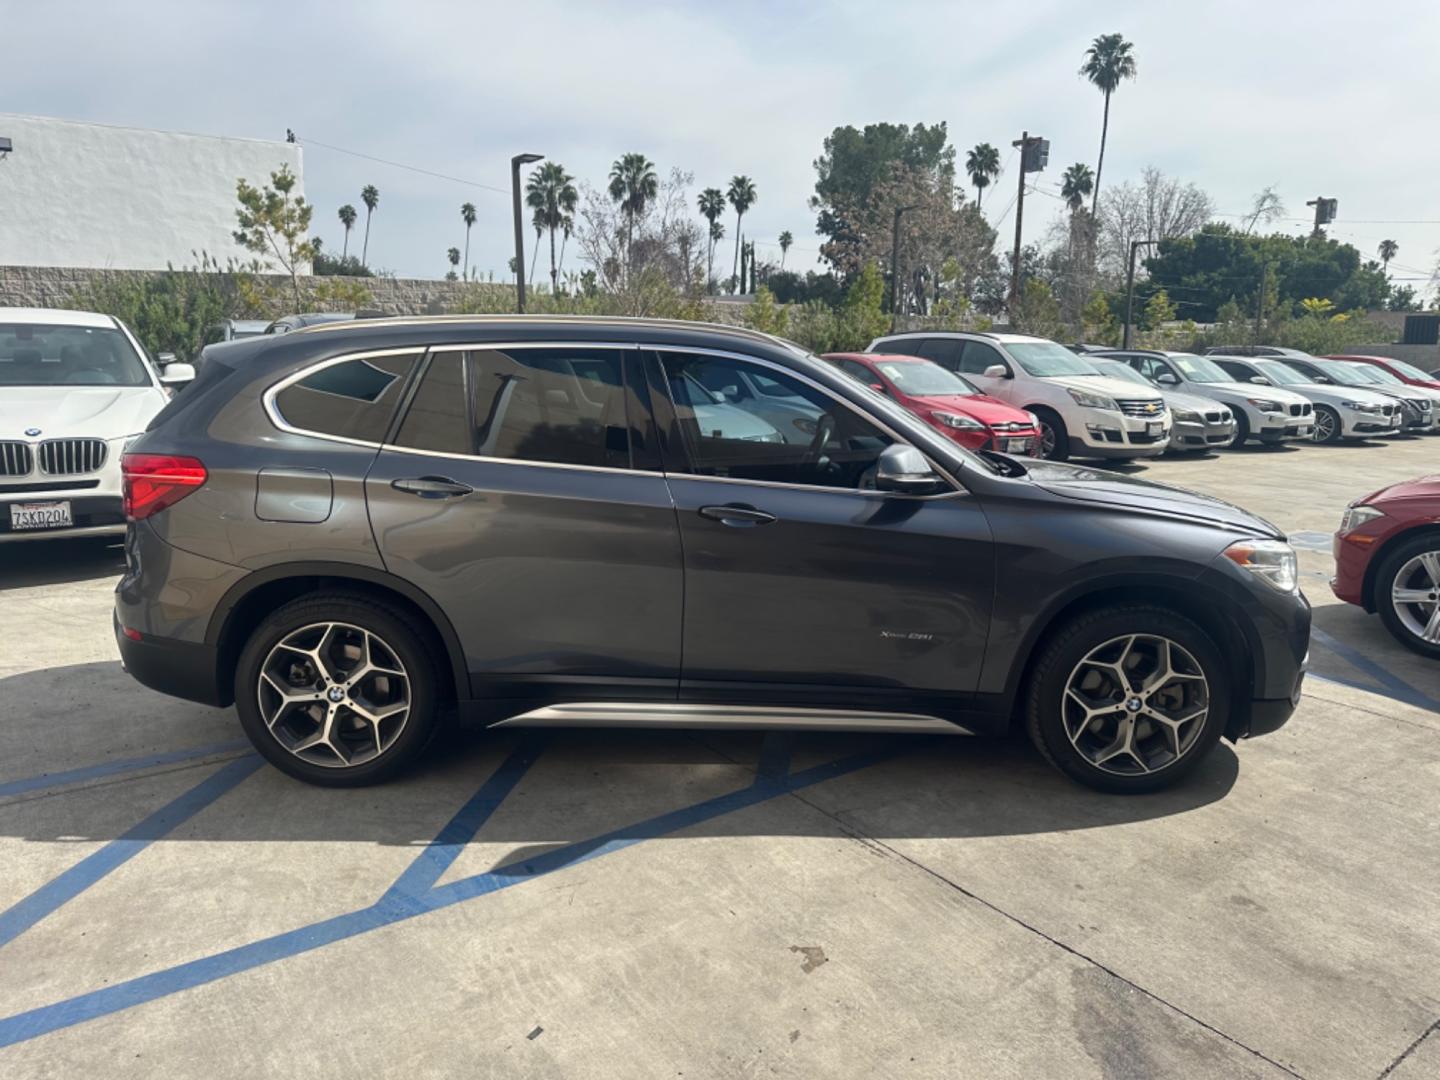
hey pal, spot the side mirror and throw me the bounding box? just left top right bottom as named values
left=875, top=444, right=949, bottom=495
left=157, top=352, right=178, bottom=365
left=720, top=384, right=740, bottom=399
left=1249, top=376, right=1271, bottom=386
left=982, top=364, right=1009, bottom=379
left=160, top=361, right=196, bottom=387
left=1156, top=372, right=1179, bottom=386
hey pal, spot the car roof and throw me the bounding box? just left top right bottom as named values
left=874, top=330, right=1052, bottom=344
left=0, top=307, right=118, bottom=328
left=827, top=352, right=926, bottom=364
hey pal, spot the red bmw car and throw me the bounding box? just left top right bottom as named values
left=1325, top=354, right=1440, bottom=393
left=1332, top=473, right=1440, bottom=658
left=824, top=352, right=1041, bottom=455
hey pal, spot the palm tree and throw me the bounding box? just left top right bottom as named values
left=965, top=143, right=1001, bottom=208
left=337, top=204, right=357, bottom=259
left=607, top=153, right=658, bottom=278
left=1379, top=239, right=1398, bottom=274
left=557, top=215, right=574, bottom=284
left=526, top=162, right=579, bottom=294
left=460, top=202, right=477, bottom=281
left=529, top=210, right=544, bottom=289
left=779, top=230, right=793, bottom=269
left=446, top=247, right=460, bottom=281
left=708, top=220, right=725, bottom=290
left=1079, top=33, right=1137, bottom=213
left=698, top=187, right=726, bottom=292
left=1060, top=163, right=1095, bottom=213
left=726, top=175, right=757, bottom=293
left=360, top=185, right=379, bottom=264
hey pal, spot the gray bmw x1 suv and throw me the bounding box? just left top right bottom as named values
left=115, top=317, right=1309, bottom=793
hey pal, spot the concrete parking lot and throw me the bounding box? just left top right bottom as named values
left=2, top=438, right=1438, bottom=1079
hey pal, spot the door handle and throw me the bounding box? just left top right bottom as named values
left=392, top=476, right=474, bottom=499
left=699, top=503, right=776, bottom=527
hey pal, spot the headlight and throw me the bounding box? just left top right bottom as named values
left=1223, top=539, right=1298, bottom=593
left=1339, top=504, right=1385, bottom=533
left=1068, top=388, right=1119, bottom=411
left=1172, top=408, right=1199, bottom=422
left=1247, top=398, right=1283, bottom=412
left=1341, top=400, right=1381, bottom=413
left=931, top=410, right=984, bottom=431
left=1025, top=411, right=1041, bottom=427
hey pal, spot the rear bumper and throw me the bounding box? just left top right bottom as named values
left=114, top=609, right=227, bottom=707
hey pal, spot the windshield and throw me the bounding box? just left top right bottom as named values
left=1384, top=358, right=1435, bottom=381
left=1006, top=342, right=1100, bottom=377
left=0, top=323, right=151, bottom=387
left=1316, top=360, right=1372, bottom=386
left=1253, top=359, right=1309, bottom=387
left=875, top=360, right=976, bottom=396
left=1346, top=363, right=1400, bottom=386
left=1089, top=359, right=1151, bottom=387
left=1170, top=354, right=1233, bottom=384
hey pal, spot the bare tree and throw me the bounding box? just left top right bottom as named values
left=574, top=167, right=701, bottom=294
left=1241, top=186, right=1286, bottom=234
left=1097, top=167, right=1214, bottom=276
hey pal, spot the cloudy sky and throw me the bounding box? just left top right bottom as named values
left=7, top=0, right=1439, bottom=289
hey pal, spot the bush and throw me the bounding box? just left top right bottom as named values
left=312, top=252, right=374, bottom=277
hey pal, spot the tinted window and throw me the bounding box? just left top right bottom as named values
left=659, top=352, right=894, bottom=490
left=959, top=341, right=1008, bottom=376
left=873, top=337, right=927, bottom=358
left=394, top=352, right=471, bottom=454
left=916, top=338, right=963, bottom=369
left=838, top=359, right=876, bottom=383
left=1215, top=359, right=1257, bottom=381
left=274, top=353, right=419, bottom=442
left=471, top=347, right=629, bottom=468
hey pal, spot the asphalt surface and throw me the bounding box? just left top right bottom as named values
left=2, top=436, right=1438, bottom=1079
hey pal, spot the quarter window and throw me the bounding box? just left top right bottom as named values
left=658, top=352, right=894, bottom=490
left=273, top=353, right=420, bottom=442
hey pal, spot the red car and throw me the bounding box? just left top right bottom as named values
left=1325, top=354, right=1440, bottom=393
left=824, top=352, right=1041, bottom=455
left=1332, top=473, right=1440, bottom=658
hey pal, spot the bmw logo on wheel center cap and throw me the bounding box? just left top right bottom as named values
left=327, top=686, right=346, bottom=703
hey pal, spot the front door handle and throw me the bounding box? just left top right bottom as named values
left=392, top=476, right=474, bottom=499
left=699, top=503, right=776, bottom=528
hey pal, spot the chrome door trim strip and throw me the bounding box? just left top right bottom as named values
left=489, top=702, right=971, bottom=734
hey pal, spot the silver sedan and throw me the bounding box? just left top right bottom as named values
left=1088, top=358, right=1236, bottom=452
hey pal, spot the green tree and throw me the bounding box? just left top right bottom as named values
left=607, top=153, right=658, bottom=277
left=360, top=184, right=379, bottom=265
left=1060, top=163, right=1095, bottom=213
left=461, top=202, right=477, bottom=281
left=965, top=143, right=1001, bottom=208
left=839, top=260, right=888, bottom=347
left=727, top=175, right=757, bottom=293
left=743, top=285, right=789, bottom=336
left=698, top=187, right=726, bottom=291
left=1378, top=239, right=1398, bottom=274
left=1389, top=284, right=1419, bottom=311
left=1079, top=33, right=1137, bottom=212
left=446, top=247, right=461, bottom=281
left=1143, top=287, right=1177, bottom=330
left=526, top=162, right=579, bottom=294
left=1014, top=278, right=1066, bottom=340
left=778, top=230, right=793, bottom=269
left=337, top=204, right=357, bottom=259
left=233, top=165, right=314, bottom=310
left=812, top=122, right=953, bottom=254
left=1082, top=288, right=1120, bottom=344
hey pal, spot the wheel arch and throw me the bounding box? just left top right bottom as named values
left=1361, top=524, right=1440, bottom=613
left=206, top=562, right=469, bottom=707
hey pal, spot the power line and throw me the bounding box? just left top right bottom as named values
left=296, top=134, right=511, bottom=196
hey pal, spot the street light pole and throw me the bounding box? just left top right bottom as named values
left=511, top=153, right=544, bottom=312
left=890, top=204, right=918, bottom=333
left=1122, top=239, right=1158, bottom=349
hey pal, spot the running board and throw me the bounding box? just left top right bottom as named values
left=490, top=702, right=970, bottom=734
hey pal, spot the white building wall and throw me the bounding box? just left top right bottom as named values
left=0, top=113, right=304, bottom=271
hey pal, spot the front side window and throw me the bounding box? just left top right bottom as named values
left=273, top=353, right=420, bottom=442
left=1215, top=359, right=1260, bottom=382
left=0, top=323, right=152, bottom=387
left=659, top=352, right=894, bottom=490
left=959, top=341, right=1008, bottom=376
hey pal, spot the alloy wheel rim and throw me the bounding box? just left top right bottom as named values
left=1314, top=411, right=1335, bottom=441
left=1040, top=422, right=1057, bottom=458
left=1391, top=551, right=1440, bottom=644
left=257, top=622, right=411, bottom=768
left=1061, top=634, right=1209, bottom=776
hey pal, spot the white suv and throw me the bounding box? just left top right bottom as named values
left=867, top=331, right=1169, bottom=461
left=0, top=308, right=193, bottom=542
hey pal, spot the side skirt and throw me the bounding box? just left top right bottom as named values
left=487, top=702, right=972, bottom=735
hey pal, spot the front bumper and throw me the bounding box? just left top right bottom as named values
left=1254, top=410, right=1313, bottom=442
left=0, top=436, right=129, bottom=541
left=1170, top=416, right=1236, bottom=450
left=0, top=494, right=125, bottom=541
left=1339, top=409, right=1403, bottom=437
left=1071, top=407, right=1170, bottom=457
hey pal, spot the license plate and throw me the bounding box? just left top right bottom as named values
left=1390, top=415, right=1401, bottom=427
left=1297, top=426, right=1313, bottom=436
left=1005, top=438, right=1031, bottom=453
left=1147, top=422, right=1163, bottom=436
left=9, top=501, right=73, bottom=531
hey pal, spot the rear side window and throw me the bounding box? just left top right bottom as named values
left=394, top=352, right=471, bottom=454
left=273, top=353, right=420, bottom=443
left=873, top=337, right=926, bottom=358
left=916, top=338, right=962, bottom=369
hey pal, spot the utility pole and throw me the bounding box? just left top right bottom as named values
left=1306, top=196, right=1338, bottom=238
left=510, top=153, right=544, bottom=312
left=1008, top=132, right=1049, bottom=323
left=890, top=204, right=918, bottom=333
left=1254, top=262, right=1268, bottom=339
left=1122, top=239, right=1158, bottom=349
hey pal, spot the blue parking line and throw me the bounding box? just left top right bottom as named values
left=0, top=756, right=263, bottom=949
left=0, top=740, right=252, bottom=799
left=1310, top=627, right=1440, bottom=712
left=0, top=740, right=894, bottom=1049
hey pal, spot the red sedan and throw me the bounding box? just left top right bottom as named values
left=1325, top=354, right=1440, bottom=393
left=1332, top=473, right=1440, bottom=658
left=825, top=352, right=1041, bottom=455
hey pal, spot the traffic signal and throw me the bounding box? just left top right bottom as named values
left=1022, top=138, right=1050, bottom=174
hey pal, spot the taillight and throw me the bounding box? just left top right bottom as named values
left=121, top=453, right=207, bottom=520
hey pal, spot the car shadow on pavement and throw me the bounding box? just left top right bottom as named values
left=0, top=660, right=1240, bottom=849
left=1307, top=600, right=1440, bottom=705
left=0, top=537, right=125, bottom=589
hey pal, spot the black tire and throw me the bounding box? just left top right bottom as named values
left=1230, top=409, right=1251, bottom=447
left=1024, top=605, right=1230, bottom=794
left=235, top=591, right=442, bottom=786
left=1374, top=535, right=1440, bottom=660
left=1034, top=408, right=1070, bottom=461
left=1313, top=405, right=1342, bottom=444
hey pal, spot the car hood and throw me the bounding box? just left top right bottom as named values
left=0, top=386, right=167, bottom=440
left=1161, top=389, right=1230, bottom=414
left=1188, top=381, right=1310, bottom=406
left=908, top=393, right=1035, bottom=426
left=1024, top=459, right=1282, bottom=536
left=1042, top=374, right=1161, bottom=401
left=1284, top=382, right=1394, bottom=407
left=1362, top=474, right=1440, bottom=506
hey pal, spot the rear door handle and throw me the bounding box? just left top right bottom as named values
left=699, top=503, right=776, bottom=527
left=392, top=476, right=474, bottom=499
